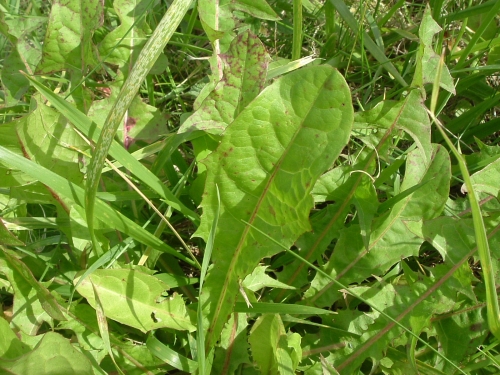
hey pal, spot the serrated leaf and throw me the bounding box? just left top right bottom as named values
left=354, top=90, right=432, bottom=165
left=306, top=144, right=451, bottom=307
left=412, top=6, right=455, bottom=94
left=198, top=65, right=353, bottom=349
left=249, top=314, right=284, bottom=375
left=74, top=269, right=195, bottom=332
left=178, top=31, right=269, bottom=134
left=0, top=332, right=94, bottom=375
left=212, top=313, right=251, bottom=375
left=243, top=265, right=295, bottom=292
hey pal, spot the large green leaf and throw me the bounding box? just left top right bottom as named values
left=0, top=315, right=30, bottom=359
left=0, top=332, right=94, bottom=375
left=212, top=313, right=251, bottom=375
left=306, top=144, right=451, bottom=307
left=74, top=269, right=195, bottom=332
left=198, top=65, right=353, bottom=348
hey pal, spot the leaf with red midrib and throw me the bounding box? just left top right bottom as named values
left=196, top=65, right=354, bottom=350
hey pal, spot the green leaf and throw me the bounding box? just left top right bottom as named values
left=242, top=265, right=295, bottom=292
left=198, top=65, right=353, bottom=349
left=179, top=30, right=269, bottom=134
left=74, top=269, right=196, bottom=332
left=0, top=316, right=31, bottom=359
left=412, top=5, right=455, bottom=94
left=212, top=313, right=251, bottom=375
left=0, top=332, right=94, bottom=375
left=146, top=335, right=198, bottom=373
left=232, top=0, right=279, bottom=21
left=353, top=174, right=378, bottom=250
left=469, top=157, right=500, bottom=198
left=36, top=0, right=102, bottom=73
left=249, top=314, right=284, bottom=375
left=0, top=249, right=66, bottom=322
left=306, top=144, right=451, bottom=307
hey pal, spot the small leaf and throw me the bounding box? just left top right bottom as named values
left=470, top=157, right=500, bottom=198
left=242, top=266, right=295, bottom=292
left=74, top=269, right=195, bottom=332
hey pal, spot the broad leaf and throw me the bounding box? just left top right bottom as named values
left=306, top=144, right=451, bottom=307
left=74, top=269, right=196, bottom=332
left=0, top=316, right=30, bottom=359
left=0, top=332, right=94, bottom=375
left=198, top=65, right=353, bottom=348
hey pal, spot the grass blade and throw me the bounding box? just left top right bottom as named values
left=85, top=0, right=194, bottom=256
